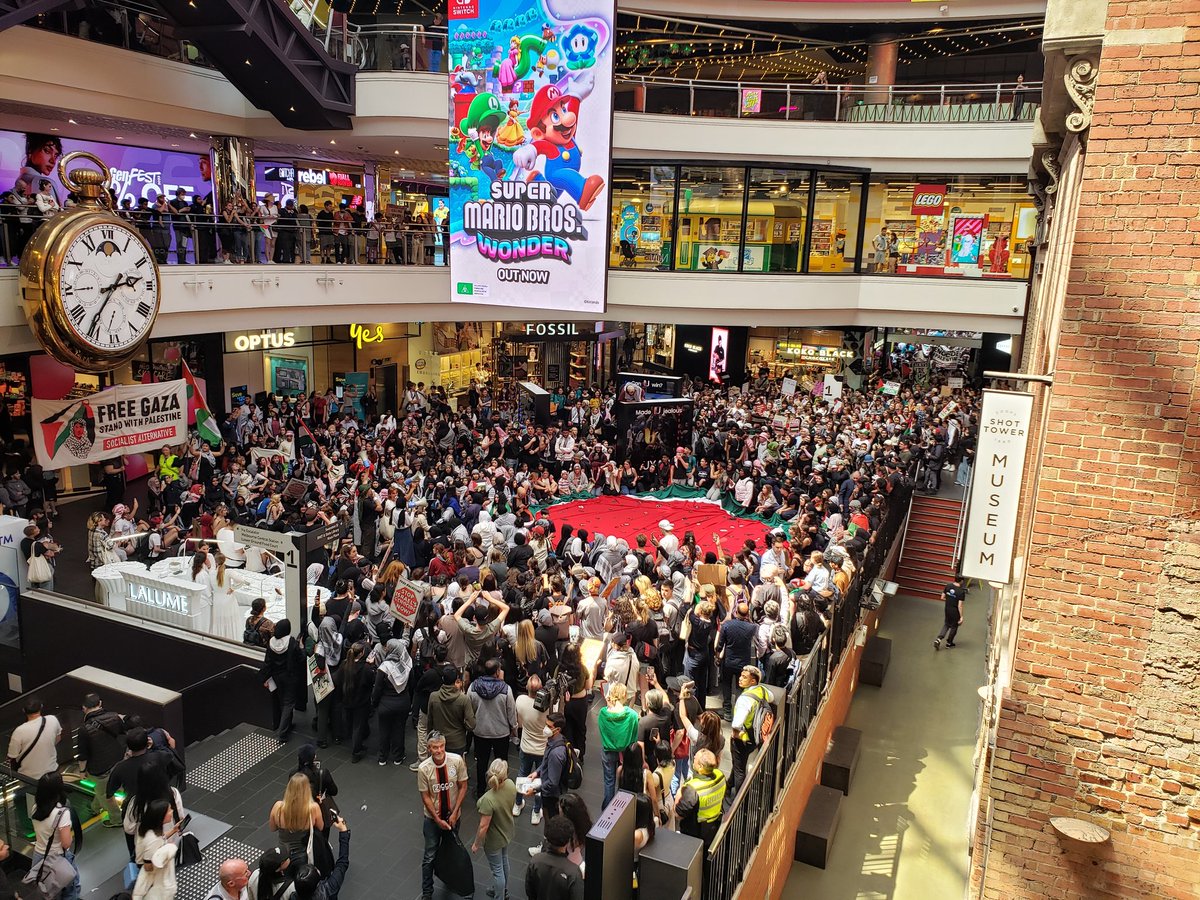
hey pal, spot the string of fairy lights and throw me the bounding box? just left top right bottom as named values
left=342, top=3, right=1041, bottom=84
left=613, top=16, right=1043, bottom=83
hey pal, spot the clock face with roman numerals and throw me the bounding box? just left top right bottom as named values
left=57, top=221, right=160, bottom=353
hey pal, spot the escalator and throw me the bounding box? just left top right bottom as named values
left=0, top=0, right=80, bottom=33
left=150, top=0, right=356, bottom=130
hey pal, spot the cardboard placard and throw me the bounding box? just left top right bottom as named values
left=391, top=576, right=426, bottom=625
left=308, top=654, right=334, bottom=703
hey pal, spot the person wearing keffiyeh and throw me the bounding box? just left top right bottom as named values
left=371, top=639, right=413, bottom=766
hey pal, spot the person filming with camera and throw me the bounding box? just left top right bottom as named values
left=514, top=675, right=549, bottom=824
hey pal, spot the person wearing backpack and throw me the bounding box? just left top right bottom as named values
left=527, top=713, right=571, bottom=856
left=78, top=692, right=126, bottom=827
left=762, top=627, right=796, bottom=688
left=729, top=666, right=773, bottom=795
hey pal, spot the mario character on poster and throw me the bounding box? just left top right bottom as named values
left=448, top=0, right=613, bottom=314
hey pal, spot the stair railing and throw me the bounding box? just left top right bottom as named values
left=952, top=460, right=976, bottom=573
left=895, top=460, right=922, bottom=568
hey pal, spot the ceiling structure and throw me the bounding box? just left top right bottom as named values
left=613, top=14, right=1044, bottom=83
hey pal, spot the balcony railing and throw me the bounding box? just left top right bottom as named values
left=20, top=4, right=1040, bottom=126
left=704, top=480, right=910, bottom=900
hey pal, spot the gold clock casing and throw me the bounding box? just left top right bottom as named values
left=19, top=206, right=162, bottom=373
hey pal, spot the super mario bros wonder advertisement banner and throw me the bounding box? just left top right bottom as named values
left=448, top=0, right=613, bottom=313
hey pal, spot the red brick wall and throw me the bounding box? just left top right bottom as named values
left=978, top=11, right=1200, bottom=900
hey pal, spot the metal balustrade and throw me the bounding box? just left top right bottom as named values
left=20, top=5, right=1040, bottom=125
left=702, top=481, right=911, bottom=900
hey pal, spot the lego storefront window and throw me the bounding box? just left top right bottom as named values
left=676, top=166, right=749, bottom=272
left=809, top=172, right=863, bottom=273
left=865, top=175, right=1035, bottom=279
left=609, top=164, right=675, bottom=270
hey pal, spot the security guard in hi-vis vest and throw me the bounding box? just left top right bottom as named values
left=677, top=748, right=726, bottom=851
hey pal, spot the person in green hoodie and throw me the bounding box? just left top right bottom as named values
left=427, top=665, right=476, bottom=757
left=597, top=680, right=639, bottom=810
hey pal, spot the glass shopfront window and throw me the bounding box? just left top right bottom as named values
left=675, top=166, right=748, bottom=272
left=809, top=172, right=864, bottom=273
left=748, top=168, right=810, bottom=274
left=609, top=164, right=675, bottom=270
left=603, top=164, right=1029, bottom=281
left=865, top=175, right=1035, bottom=279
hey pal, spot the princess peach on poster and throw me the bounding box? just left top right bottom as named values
left=498, top=36, right=519, bottom=93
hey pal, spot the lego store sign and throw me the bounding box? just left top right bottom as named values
left=912, top=184, right=948, bottom=216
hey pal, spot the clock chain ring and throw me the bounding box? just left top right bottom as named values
left=57, top=151, right=114, bottom=211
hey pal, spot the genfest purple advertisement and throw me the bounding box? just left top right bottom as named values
left=0, top=129, right=213, bottom=205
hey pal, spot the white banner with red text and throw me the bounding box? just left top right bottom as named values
left=33, top=380, right=187, bottom=470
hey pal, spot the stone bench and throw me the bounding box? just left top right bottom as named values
left=821, top=725, right=862, bottom=795
left=794, top=784, right=843, bottom=869
left=859, top=635, right=892, bottom=686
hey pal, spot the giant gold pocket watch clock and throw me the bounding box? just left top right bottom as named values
left=19, top=151, right=162, bottom=373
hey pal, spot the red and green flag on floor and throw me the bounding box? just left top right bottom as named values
left=182, top=361, right=222, bottom=446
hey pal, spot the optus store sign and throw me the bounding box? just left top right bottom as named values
left=911, top=184, right=948, bottom=216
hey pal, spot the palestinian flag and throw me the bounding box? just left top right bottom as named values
left=182, top=361, right=222, bottom=446
left=40, top=401, right=94, bottom=460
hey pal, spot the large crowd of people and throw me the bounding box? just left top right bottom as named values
left=2, top=355, right=978, bottom=899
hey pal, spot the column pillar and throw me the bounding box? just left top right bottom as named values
left=210, top=136, right=255, bottom=210
left=865, top=35, right=898, bottom=105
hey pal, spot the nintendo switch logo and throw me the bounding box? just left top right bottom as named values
left=448, top=0, right=477, bottom=18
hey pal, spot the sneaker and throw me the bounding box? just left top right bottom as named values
left=933, top=638, right=941, bottom=651
left=379, top=759, right=388, bottom=766
left=409, top=761, right=422, bottom=772
left=528, top=843, right=543, bottom=858
left=946, top=642, right=957, bottom=648
left=394, top=756, right=407, bottom=766
left=513, top=802, right=522, bottom=817
left=531, top=809, right=543, bottom=826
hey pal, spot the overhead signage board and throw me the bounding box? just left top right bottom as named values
left=447, top=0, right=614, bottom=313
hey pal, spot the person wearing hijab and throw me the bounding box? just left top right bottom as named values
left=472, top=509, right=497, bottom=554
left=261, top=618, right=308, bottom=743
left=371, top=638, right=413, bottom=766
left=314, top=610, right=345, bottom=748
left=294, top=744, right=339, bottom=840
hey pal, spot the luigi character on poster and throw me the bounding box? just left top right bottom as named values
left=458, top=92, right=507, bottom=182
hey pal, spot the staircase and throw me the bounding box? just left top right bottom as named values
left=154, top=0, right=357, bottom=130
left=895, top=494, right=963, bottom=601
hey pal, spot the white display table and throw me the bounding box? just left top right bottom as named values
left=122, top=568, right=212, bottom=633
left=95, top=557, right=328, bottom=640
left=91, top=561, right=150, bottom=610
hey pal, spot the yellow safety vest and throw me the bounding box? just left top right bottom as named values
left=159, top=454, right=181, bottom=479
left=686, top=770, right=726, bottom=823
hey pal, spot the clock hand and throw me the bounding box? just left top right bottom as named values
left=87, top=281, right=122, bottom=340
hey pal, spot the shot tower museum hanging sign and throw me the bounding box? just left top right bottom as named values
left=961, top=390, right=1035, bottom=583
left=447, top=0, right=614, bottom=313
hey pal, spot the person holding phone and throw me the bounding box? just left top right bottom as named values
left=133, top=798, right=183, bottom=899
left=292, top=814, right=350, bottom=900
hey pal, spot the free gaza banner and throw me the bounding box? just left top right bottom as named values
left=447, top=0, right=613, bottom=313
left=33, top=380, right=187, bottom=470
